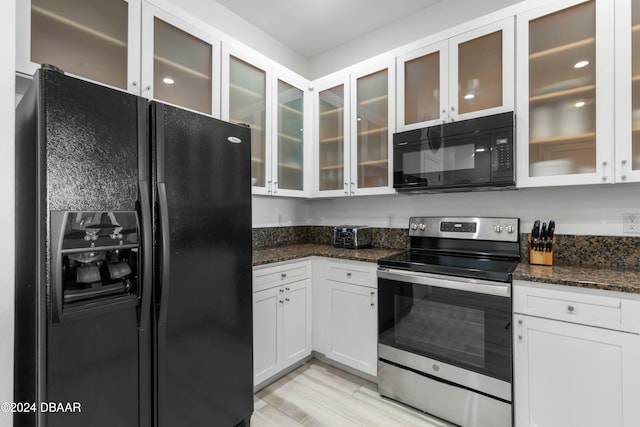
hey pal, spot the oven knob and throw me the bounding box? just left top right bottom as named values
left=494, top=225, right=503, bottom=233
left=506, top=225, right=515, bottom=234
left=419, top=223, right=426, bottom=231
left=411, top=222, right=418, bottom=230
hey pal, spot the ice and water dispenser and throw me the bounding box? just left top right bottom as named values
left=50, top=211, right=141, bottom=322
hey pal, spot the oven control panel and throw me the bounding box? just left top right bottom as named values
left=409, top=216, right=519, bottom=242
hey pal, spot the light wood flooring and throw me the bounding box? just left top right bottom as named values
left=251, top=359, right=455, bottom=427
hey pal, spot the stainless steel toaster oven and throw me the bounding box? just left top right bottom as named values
left=333, top=226, right=372, bottom=249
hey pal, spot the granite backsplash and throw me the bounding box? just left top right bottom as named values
left=252, top=226, right=408, bottom=250
left=253, top=226, right=640, bottom=271
left=519, top=234, right=640, bottom=270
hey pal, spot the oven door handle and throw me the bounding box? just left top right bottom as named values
left=377, top=268, right=511, bottom=297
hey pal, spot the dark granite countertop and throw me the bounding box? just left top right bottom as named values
left=252, top=243, right=640, bottom=294
left=252, top=243, right=404, bottom=267
left=513, top=262, right=640, bottom=294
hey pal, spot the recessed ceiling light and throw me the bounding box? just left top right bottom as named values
left=162, top=77, right=175, bottom=85
left=574, top=60, right=589, bottom=69
left=464, top=93, right=475, bottom=100
left=574, top=100, right=587, bottom=108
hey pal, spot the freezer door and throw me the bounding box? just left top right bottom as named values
left=152, top=102, right=253, bottom=427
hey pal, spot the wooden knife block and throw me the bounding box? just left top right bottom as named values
left=528, top=234, right=555, bottom=266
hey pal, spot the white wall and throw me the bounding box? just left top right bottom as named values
left=163, top=0, right=309, bottom=77
left=308, top=0, right=524, bottom=79
left=254, top=183, right=640, bottom=237
left=2, top=0, right=16, bottom=425
left=252, top=195, right=311, bottom=227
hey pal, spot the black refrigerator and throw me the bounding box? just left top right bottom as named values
left=14, top=66, right=253, bottom=427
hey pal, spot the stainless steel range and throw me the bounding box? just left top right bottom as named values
left=377, top=216, right=520, bottom=427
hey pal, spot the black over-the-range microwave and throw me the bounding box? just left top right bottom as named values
left=393, top=112, right=515, bottom=193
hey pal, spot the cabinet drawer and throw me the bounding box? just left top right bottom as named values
left=253, top=261, right=310, bottom=292
left=326, top=262, right=376, bottom=288
left=513, top=280, right=640, bottom=334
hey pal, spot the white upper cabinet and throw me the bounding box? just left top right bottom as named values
left=397, top=18, right=514, bottom=131
left=222, top=44, right=311, bottom=197
left=350, top=58, right=395, bottom=196
left=516, top=0, right=615, bottom=187
left=614, top=0, right=640, bottom=183
left=272, top=71, right=312, bottom=197
left=222, top=47, right=272, bottom=194
left=141, top=2, right=220, bottom=117
left=313, top=75, right=351, bottom=197
left=16, top=0, right=141, bottom=94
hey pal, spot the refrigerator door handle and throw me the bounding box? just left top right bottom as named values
left=156, top=181, right=171, bottom=326
left=138, top=181, right=152, bottom=330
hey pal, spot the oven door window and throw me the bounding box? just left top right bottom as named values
left=378, top=278, right=511, bottom=381
left=394, top=130, right=492, bottom=188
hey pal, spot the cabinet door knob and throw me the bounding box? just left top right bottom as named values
left=518, top=319, right=523, bottom=325
left=567, top=305, right=575, bottom=313
left=518, top=334, right=523, bottom=340
left=281, top=273, right=287, bottom=278
left=346, top=272, right=352, bottom=277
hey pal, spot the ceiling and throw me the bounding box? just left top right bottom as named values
left=214, top=0, right=444, bottom=58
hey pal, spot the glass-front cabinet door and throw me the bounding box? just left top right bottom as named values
left=141, top=3, right=219, bottom=116
left=615, top=0, right=640, bottom=183
left=516, top=0, right=614, bottom=187
left=397, top=19, right=514, bottom=131
left=314, top=76, right=350, bottom=197
left=397, top=41, right=448, bottom=131
left=17, top=0, right=141, bottom=93
left=273, top=74, right=309, bottom=196
left=223, top=51, right=270, bottom=193
left=450, top=18, right=514, bottom=122
left=350, top=60, right=395, bottom=195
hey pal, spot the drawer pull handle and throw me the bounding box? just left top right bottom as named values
left=518, top=319, right=523, bottom=325
left=285, top=298, right=290, bottom=302
left=285, top=287, right=290, bottom=291
left=370, top=291, right=376, bottom=307
left=279, top=289, right=284, bottom=293
left=518, top=334, right=523, bottom=340
left=281, top=273, right=287, bottom=279
left=279, top=300, right=284, bottom=304
left=567, top=305, right=575, bottom=313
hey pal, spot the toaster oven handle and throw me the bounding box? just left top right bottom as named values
left=377, top=268, right=510, bottom=297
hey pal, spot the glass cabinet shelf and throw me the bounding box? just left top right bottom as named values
left=530, top=84, right=595, bottom=103
left=358, top=127, right=388, bottom=136
left=230, top=83, right=263, bottom=99
left=278, top=133, right=303, bottom=143
left=530, top=132, right=596, bottom=145
left=320, top=136, right=343, bottom=143
left=529, top=38, right=595, bottom=60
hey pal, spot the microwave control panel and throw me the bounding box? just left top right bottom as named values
left=491, top=130, right=514, bottom=181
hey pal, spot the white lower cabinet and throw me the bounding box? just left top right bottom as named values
left=252, top=261, right=312, bottom=386
left=326, top=279, right=377, bottom=376
left=513, top=280, right=640, bottom=427
left=315, top=259, right=378, bottom=377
